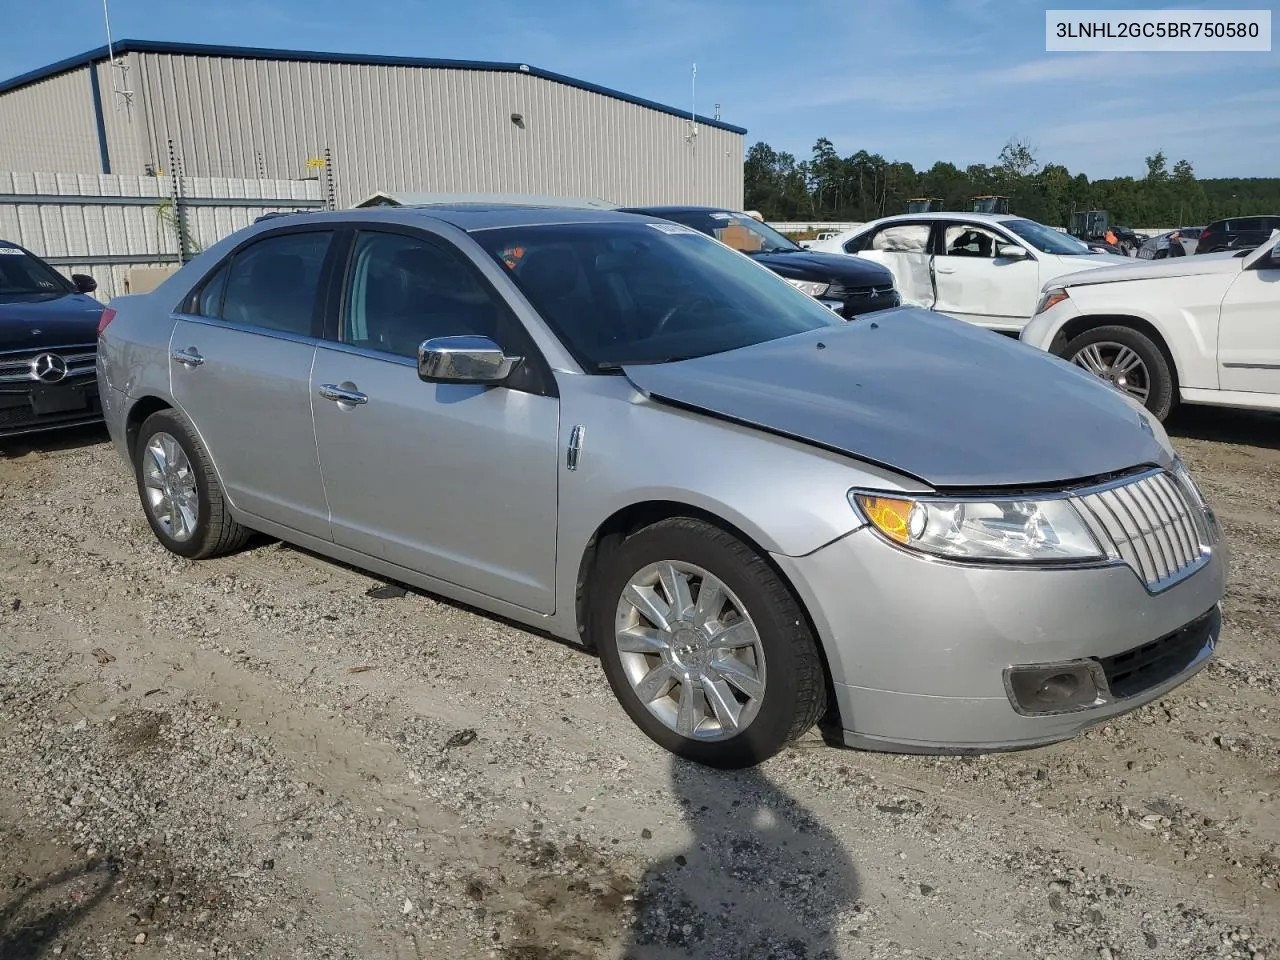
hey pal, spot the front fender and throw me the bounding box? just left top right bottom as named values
left=550, top=375, right=926, bottom=637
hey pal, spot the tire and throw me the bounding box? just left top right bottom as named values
left=591, top=517, right=827, bottom=768
left=1062, top=324, right=1176, bottom=422
left=133, top=409, right=251, bottom=560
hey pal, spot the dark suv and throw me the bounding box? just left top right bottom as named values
left=1196, top=216, right=1280, bottom=254
left=0, top=241, right=104, bottom=439
left=621, top=205, right=901, bottom=319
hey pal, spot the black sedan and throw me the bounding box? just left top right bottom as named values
left=620, top=205, right=901, bottom=319
left=0, top=241, right=104, bottom=439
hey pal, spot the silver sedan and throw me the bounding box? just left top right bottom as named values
left=97, top=205, right=1226, bottom=768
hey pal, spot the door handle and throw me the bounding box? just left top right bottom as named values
left=318, top=383, right=369, bottom=405
left=935, top=266, right=956, bottom=274
left=172, top=347, right=204, bottom=367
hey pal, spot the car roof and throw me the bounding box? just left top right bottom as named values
left=861, top=212, right=1020, bottom=229
left=247, top=204, right=659, bottom=233
left=620, top=204, right=740, bottom=215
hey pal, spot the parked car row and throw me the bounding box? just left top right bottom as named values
left=3, top=199, right=1265, bottom=770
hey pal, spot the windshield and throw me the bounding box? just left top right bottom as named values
left=1003, top=219, right=1093, bottom=256
left=661, top=211, right=801, bottom=254
left=0, top=247, right=72, bottom=300
left=476, top=221, right=841, bottom=370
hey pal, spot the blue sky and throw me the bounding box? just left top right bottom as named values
left=1, top=0, right=1276, bottom=179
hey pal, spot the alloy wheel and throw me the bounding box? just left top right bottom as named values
left=1070, top=341, right=1151, bottom=404
left=614, top=560, right=766, bottom=741
left=141, top=431, right=199, bottom=542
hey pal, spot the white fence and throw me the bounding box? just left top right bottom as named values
left=0, top=172, right=325, bottom=300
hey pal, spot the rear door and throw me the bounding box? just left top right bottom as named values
left=931, top=222, right=1040, bottom=331
left=1218, top=233, right=1280, bottom=396
left=169, top=227, right=337, bottom=539
left=850, top=221, right=935, bottom=307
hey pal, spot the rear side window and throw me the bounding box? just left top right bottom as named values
left=191, top=264, right=229, bottom=318
left=868, top=224, right=931, bottom=253
left=195, top=231, right=333, bottom=336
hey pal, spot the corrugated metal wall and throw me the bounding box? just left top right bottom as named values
left=0, top=68, right=104, bottom=174
left=130, top=53, right=744, bottom=209
left=0, top=171, right=322, bottom=300
left=95, top=55, right=149, bottom=176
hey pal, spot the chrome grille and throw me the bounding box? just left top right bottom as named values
left=0, top=345, right=97, bottom=383
left=1073, top=471, right=1207, bottom=592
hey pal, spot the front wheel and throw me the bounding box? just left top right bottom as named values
left=1063, top=324, right=1176, bottom=421
left=591, top=518, right=828, bottom=768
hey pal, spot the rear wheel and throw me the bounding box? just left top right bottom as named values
left=592, top=517, right=827, bottom=768
left=1063, top=324, right=1175, bottom=421
left=134, top=410, right=251, bottom=559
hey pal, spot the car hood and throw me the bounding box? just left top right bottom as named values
left=623, top=308, right=1169, bottom=489
left=1054, top=251, right=1243, bottom=288
left=750, top=249, right=893, bottom=285
left=0, top=294, right=104, bottom=351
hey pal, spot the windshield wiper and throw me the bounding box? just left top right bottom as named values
left=596, top=355, right=704, bottom=371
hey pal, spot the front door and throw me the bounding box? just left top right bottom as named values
left=855, top=222, right=935, bottom=308
left=1218, top=235, right=1280, bottom=396
left=311, top=227, right=561, bottom=614
left=931, top=223, right=1041, bottom=332
left=168, top=228, right=336, bottom=539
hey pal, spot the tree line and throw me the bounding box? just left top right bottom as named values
left=745, top=137, right=1280, bottom=228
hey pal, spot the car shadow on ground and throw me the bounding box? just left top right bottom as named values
left=619, top=756, right=860, bottom=958
left=0, top=857, right=119, bottom=960
left=0, top=423, right=109, bottom=458
left=1166, top=406, right=1280, bottom=451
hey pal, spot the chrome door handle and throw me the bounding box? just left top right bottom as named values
left=318, top=384, right=369, bottom=405
left=172, top=348, right=204, bottom=367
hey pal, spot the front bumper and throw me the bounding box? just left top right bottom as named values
left=0, top=377, right=102, bottom=439
left=773, top=526, right=1227, bottom=753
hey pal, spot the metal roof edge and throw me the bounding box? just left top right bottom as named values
left=0, top=39, right=748, bottom=135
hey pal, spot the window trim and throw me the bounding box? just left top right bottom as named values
left=938, top=219, right=1036, bottom=261
left=329, top=223, right=558, bottom=399
left=177, top=224, right=343, bottom=342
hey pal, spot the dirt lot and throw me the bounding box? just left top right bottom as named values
left=1, top=407, right=1278, bottom=960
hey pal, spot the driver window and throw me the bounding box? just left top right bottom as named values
left=869, top=224, right=930, bottom=253
left=944, top=224, right=1002, bottom=258
left=342, top=231, right=504, bottom=358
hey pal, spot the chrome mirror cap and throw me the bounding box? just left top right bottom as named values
left=417, top=335, right=521, bottom=384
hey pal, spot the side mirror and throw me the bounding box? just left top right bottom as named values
left=996, top=243, right=1029, bottom=260
left=71, top=273, right=97, bottom=293
left=417, top=335, right=521, bottom=385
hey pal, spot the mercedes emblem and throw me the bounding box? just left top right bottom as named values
left=31, top=353, right=69, bottom=383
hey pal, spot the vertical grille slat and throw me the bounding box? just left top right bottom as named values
left=1154, top=474, right=1200, bottom=562
left=1130, top=482, right=1180, bottom=580
left=1075, top=470, right=1207, bottom=592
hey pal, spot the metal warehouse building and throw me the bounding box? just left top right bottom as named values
left=0, top=39, right=745, bottom=210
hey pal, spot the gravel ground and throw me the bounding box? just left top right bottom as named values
left=1, top=406, right=1277, bottom=960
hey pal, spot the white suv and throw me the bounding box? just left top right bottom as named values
left=1020, top=230, right=1280, bottom=421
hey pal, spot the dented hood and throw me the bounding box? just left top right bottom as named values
left=623, top=308, right=1170, bottom=489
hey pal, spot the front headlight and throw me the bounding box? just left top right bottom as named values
left=1035, top=287, right=1069, bottom=315
left=852, top=492, right=1103, bottom=562
left=784, top=277, right=831, bottom=298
